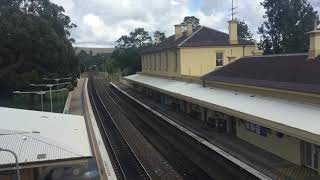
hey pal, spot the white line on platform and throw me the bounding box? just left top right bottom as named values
left=85, top=79, right=117, bottom=180
left=111, top=82, right=273, bottom=180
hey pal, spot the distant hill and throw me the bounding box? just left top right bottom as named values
left=74, top=47, right=115, bottom=56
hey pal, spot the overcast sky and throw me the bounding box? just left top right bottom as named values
left=51, top=0, right=320, bottom=48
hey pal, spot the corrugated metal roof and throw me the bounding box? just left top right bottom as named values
left=124, top=74, right=320, bottom=144
left=0, top=107, right=92, bottom=168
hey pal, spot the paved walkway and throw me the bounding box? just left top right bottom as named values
left=66, top=78, right=101, bottom=180
left=69, top=78, right=84, bottom=115
left=116, top=82, right=319, bottom=180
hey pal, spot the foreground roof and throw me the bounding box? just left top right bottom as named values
left=201, top=53, right=320, bottom=94
left=0, top=107, right=92, bottom=169
left=124, top=74, right=320, bottom=144
left=143, top=26, right=254, bottom=54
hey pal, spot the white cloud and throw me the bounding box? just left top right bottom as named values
left=50, top=0, right=320, bottom=47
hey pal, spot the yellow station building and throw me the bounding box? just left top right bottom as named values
left=124, top=20, right=320, bottom=179
left=141, top=20, right=262, bottom=77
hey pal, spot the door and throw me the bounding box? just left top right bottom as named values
left=305, top=142, right=319, bottom=170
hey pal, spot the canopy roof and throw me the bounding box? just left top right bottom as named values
left=0, top=107, right=92, bottom=169
left=125, top=74, right=320, bottom=145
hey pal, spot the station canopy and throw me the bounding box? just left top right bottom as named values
left=0, top=107, right=92, bottom=170
left=125, top=74, right=320, bottom=145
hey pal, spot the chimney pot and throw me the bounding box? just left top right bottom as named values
left=155, top=33, right=161, bottom=44
left=175, top=24, right=182, bottom=40
left=308, top=26, right=320, bottom=59
left=187, top=21, right=193, bottom=36
left=228, top=20, right=238, bottom=45
left=308, top=21, right=320, bottom=59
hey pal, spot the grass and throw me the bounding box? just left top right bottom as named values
left=0, top=90, right=69, bottom=113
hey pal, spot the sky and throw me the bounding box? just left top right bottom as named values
left=51, top=0, right=320, bottom=48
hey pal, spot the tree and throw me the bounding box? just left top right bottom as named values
left=258, top=0, right=319, bottom=54
left=116, top=28, right=152, bottom=48
left=182, top=16, right=200, bottom=27
left=111, top=48, right=141, bottom=75
left=112, top=28, right=153, bottom=75
left=0, top=0, right=78, bottom=93
left=236, top=19, right=253, bottom=41
left=154, top=31, right=166, bottom=42
left=77, top=51, right=112, bottom=73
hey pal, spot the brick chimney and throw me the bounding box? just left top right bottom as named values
left=187, top=21, right=193, bottom=36
left=155, top=32, right=161, bottom=44
left=175, top=24, right=182, bottom=40
left=228, top=20, right=238, bottom=45
left=308, top=23, right=320, bottom=59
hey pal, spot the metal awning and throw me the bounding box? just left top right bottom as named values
left=124, top=74, right=320, bottom=145
left=0, top=107, right=92, bottom=169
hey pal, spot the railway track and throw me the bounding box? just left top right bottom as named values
left=88, top=76, right=151, bottom=180
left=103, top=82, right=213, bottom=180
left=105, top=81, right=262, bottom=180
left=89, top=74, right=261, bottom=180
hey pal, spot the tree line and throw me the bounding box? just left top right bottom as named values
left=0, top=0, right=78, bottom=93
left=1, top=0, right=319, bottom=92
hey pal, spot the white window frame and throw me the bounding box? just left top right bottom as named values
left=216, top=52, right=224, bottom=67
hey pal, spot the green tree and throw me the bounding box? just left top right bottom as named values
left=116, top=28, right=152, bottom=48
left=0, top=0, right=78, bottom=92
left=236, top=19, right=253, bottom=41
left=77, top=51, right=112, bottom=73
left=104, top=59, right=117, bottom=74
left=258, top=0, right=319, bottom=54
left=112, top=28, right=152, bottom=75
left=182, top=16, right=200, bottom=29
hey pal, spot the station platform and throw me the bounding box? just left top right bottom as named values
left=114, top=82, right=319, bottom=180
left=68, top=78, right=84, bottom=115
left=68, top=78, right=117, bottom=180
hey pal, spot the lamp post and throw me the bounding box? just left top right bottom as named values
left=14, top=88, right=68, bottom=112
left=43, top=78, right=72, bottom=107
left=0, top=148, right=20, bottom=180
left=30, top=83, right=70, bottom=112
left=13, top=91, right=45, bottom=112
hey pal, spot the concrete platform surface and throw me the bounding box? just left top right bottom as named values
left=69, top=78, right=84, bottom=115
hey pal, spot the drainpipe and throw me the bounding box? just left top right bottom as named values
left=202, top=80, right=206, bottom=88
left=242, top=46, right=245, bottom=56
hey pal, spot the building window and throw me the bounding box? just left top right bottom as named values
left=245, top=122, right=268, bottom=137
left=216, top=52, right=224, bottom=67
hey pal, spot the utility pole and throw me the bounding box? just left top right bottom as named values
left=30, top=83, right=70, bottom=112
left=13, top=89, right=66, bottom=112
left=43, top=77, right=72, bottom=109
left=13, top=90, right=45, bottom=112
left=229, top=0, right=237, bottom=21
left=232, top=0, right=234, bottom=20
